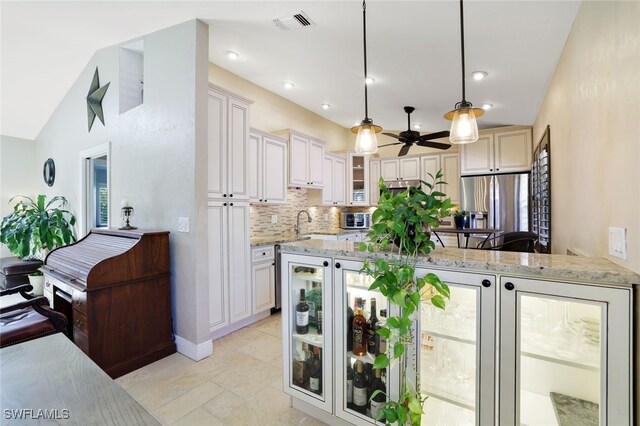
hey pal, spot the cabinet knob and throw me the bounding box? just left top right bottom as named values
left=223, top=203, right=227, bottom=206
left=482, top=279, right=491, bottom=288
left=505, top=282, right=515, bottom=291
left=335, top=262, right=341, bottom=269
left=490, top=169, right=493, bottom=171
left=230, top=203, right=234, bottom=206
left=259, top=199, right=262, bottom=202
left=75, top=319, right=83, bottom=327
left=265, top=200, right=268, bottom=203
left=272, top=262, right=275, bottom=266
left=223, top=194, right=227, bottom=197
left=45, top=281, right=51, bottom=288
left=496, top=168, right=500, bottom=171
left=75, top=300, right=82, bottom=306
left=262, top=252, right=266, bottom=256
left=229, top=194, right=233, bottom=198
left=323, top=261, right=329, bottom=267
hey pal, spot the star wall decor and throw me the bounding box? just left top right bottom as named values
left=86, top=67, right=110, bottom=132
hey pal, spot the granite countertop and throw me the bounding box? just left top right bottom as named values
left=279, top=239, right=640, bottom=286
left=250, top=229, right=367, bottom=247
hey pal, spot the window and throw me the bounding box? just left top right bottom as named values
left=80, top=144, right=110, bottom=235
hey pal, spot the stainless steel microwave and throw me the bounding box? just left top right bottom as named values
left=385, top=179, right=422, bottom=196
left=340, top=213, right=371, bottom=229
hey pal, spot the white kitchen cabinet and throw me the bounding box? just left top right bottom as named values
left=251, top=245, right=276, bottom=313
left=208, top=84, right=252, bottom=200
left=347, top=152, right=369, bottom=206
left=249, top=129, right=287, bottom=204
left=284, top=130, right=325, bottom=188
left=208, top=200, right=251, bottom=333
left=311, top=154, right=345, bottom=206
left=419, top=153, right=460, bottom=205
left=369, top=159, right=380, bottom=206
left=499, top=276, right=631, bottom=426
left=380, top=157, right=421, bottom=181
left=460, top=127, right=532, bottom=175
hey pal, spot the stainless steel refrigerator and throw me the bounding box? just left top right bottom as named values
left=460, top=173, right=530, bottom=234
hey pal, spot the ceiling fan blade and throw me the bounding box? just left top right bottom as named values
left=379, top=142, right=404, bottom=148
left=381, top=132, right=401, bottom=140
left=416, top=140, right=452, bottom=150
left=398, top=145, right=411, bottom=156
left=418, top=130, right=450, bottom=141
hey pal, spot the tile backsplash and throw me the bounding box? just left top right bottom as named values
left=249, top=188, right=376, bottom=238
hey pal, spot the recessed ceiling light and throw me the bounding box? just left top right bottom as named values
left=412, top=124, right=421, bottom=130
left=322, top=103, right=331, bottom=110
left=365, top=77, right=375, bottom=85
left=284, top=82, right=295, bottom=90
left=227, top=51, right=239, bottom=60
left=472, top=71, right=488, bottom=81
left=482, top=103, right=493, bottom=110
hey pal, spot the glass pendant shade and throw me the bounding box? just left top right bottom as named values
left=449, top=108, right=479, bottom=144
left=352, top=121, right=381, bottom=154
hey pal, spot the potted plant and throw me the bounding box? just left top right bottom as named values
left=453, top=209, right=470, bottom=229
left=28, top=270, right=45, bottom=295
left=358, top=170, right=453, bottom=425
left=0, top=195, right=77, bottom=261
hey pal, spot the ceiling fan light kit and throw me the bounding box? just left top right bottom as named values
left=379, top=106, right=451, bottom=156
left=445, top=0, right=482, bottom=145
left=352, top=0, right=381, bottom=155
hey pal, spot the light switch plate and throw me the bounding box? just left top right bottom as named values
left=608, top=227, right=627, bottom=260
left=178, top=217, right=190, bottom=233
left=271, top=215, right=278, bottom=224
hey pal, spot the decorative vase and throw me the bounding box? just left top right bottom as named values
left=454, top=216, right=465, bottom=229
left=28, top=274, right=45, bottom=295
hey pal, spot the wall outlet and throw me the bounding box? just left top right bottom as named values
left=324, top=213, right=329, bottom=221
left=271, top=215, right=278, bottom=224
left=178, top=217, right=190, bottom=233
left=608, top=227, right=627, bottom=260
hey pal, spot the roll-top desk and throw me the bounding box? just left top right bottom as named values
left=42, top=228, right=176, bottom=378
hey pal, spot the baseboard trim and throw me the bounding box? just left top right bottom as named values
left=210, top=310, right=271, bottom=340
left=174, top=335, right=213, bottom=361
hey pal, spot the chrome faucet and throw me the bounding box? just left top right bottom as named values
left=295, top=210, right=312, bottom=237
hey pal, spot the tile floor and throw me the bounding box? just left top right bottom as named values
left=116, top=313, right=327, bottom=425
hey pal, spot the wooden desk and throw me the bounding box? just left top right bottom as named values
left=432, top=228, right=503, bottom=249
left=0, top=334, right=159, bottom=425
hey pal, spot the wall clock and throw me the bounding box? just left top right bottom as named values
left=43, top=158, right=56, bottom=187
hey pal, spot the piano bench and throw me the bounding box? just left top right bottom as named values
left=0, top=295, right=68, bottom=348
left=0, top=257, right=43, bottom=290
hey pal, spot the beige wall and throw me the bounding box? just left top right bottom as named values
left=208, top=63, right=351, bottom=152
left=533, top=1, right=640, bottom=273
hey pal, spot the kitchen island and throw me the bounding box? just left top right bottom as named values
left=279, top=240, right=638, bottom=426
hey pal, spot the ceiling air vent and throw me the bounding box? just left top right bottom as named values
left=273, top=11, right=316, bottom=31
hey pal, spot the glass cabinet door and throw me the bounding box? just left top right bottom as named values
left=334, top=259, right=396, bottom=424
left=500, top=277, right=631, bottom=426
left=417, top=269, right=496, bottom=426
left=349, top=153, right=369, bottom=206
left=282, top=254, right=333, bottom=412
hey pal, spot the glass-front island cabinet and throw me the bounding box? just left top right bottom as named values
left=280, top=242, right=635, bottom=426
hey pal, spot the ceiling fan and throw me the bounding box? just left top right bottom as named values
left=380, top=106, right=451, bottom=156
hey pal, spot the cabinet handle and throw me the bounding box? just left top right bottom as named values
left=272, top=262, right=275, bottom=266
left=323, top=261, right=329, bottom=267
left=482, top=279, right=491, bottom=288
left=223, top=194, right=227, bottom=197
left=265, top=200, right=268, bottom=203
left=505, top=282, right=515, bottom=291
left=496, top=168, right=499, bottom=171
left=45, top=281, right=51, bottom=288
left=335, top=262, right=341, bottom=269
left=259, top=199, right=262, bottom=202
left=223, top=203, right=227, bottom=206
left=230, top=203, right=234, bottom=206
left=75, top=319, right=83, bottom=327
left=490, top=169, right=493, bottom=171
left=229, top=194, right=233, bottom=198
left=75, top=300, right=82, bottom=306
left=262, top=252, right=266, bottom=256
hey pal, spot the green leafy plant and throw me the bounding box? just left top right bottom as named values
left=358, top=170, right=453, bottom=425
left=453, top=209, right=469, bottom=218
left=0, top=195, right=77, bottom=260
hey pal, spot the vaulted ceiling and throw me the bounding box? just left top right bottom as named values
left=0, top=1, right=580, bottom=140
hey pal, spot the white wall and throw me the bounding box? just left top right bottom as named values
left=533, top=1, right=640, bottom=273
left=32, top=20, right=210, bottom=356
left=0, top=136, right=39, bottom=257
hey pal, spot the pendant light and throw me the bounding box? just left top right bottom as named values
left=444, top=0, right=484, bottom=144
left=351, top=0, right=381, bottom=154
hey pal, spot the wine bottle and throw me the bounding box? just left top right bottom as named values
left=309, top=346, right=322, bottom=394
left=367, top=298, right=379, bottom=355
left=353, top=360, right=367, bottom=414
left=369, top=368, right=386, bottom=420
left=352, top=298, right=368, bottom=356
left=317, top=306, right=323, bottom=335
left=296, top=289, right=309, bottom=334
left=347, top=293, right=354, bottom=351
left=346, top=361, right=354, bottom=408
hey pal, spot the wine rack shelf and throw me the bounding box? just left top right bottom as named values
left=292, top=328, right=324, bottom=348
left=422, top=329, right=476, bottom=345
